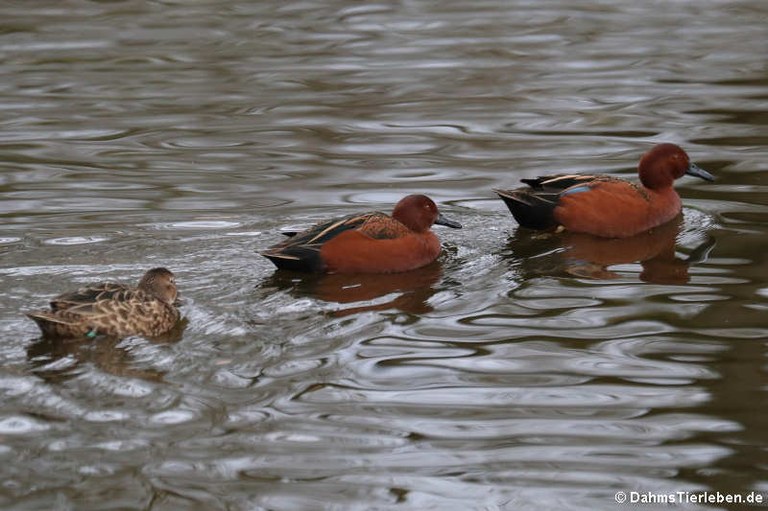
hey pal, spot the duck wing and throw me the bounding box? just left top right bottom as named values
left=263, top=212, right=399, bottom=272
left=495, top=174, right=616, bottom=230
left=50, top=282, right=132, bottom=311
left=519, top=174, right=600, bottom=192
left=55, top=288, right=153, bottom=318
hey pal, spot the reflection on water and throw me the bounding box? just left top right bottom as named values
left=0, top=0, right=767, bottom=509
left=508, top=215, right=717, bottom=284
left=262, top=263, right=443, bottom=316
left=26, top=319, right=188, bottom=383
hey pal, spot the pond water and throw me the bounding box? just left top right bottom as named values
left=1, top=1, right=767, bottom=510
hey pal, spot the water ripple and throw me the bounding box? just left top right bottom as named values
left=1, top=0, right=766, bottom=509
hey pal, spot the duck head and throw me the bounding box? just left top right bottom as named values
left=138, top=267, right=178, bottom=305
left=638, top=143, right=714, bottom=190
left=391, top=194, right=462, bottom=233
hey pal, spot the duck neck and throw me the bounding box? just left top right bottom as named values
left=639, top=168, right=674, bottom=191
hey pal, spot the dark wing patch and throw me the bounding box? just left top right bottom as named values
left=262, top=212, right=381, bottom=272
left=521, top=174, right=605, bottom=192
left=272, top=212, right=376, bottom=250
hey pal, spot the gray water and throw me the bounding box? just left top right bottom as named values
left=1, top=1, right=767, bottom=510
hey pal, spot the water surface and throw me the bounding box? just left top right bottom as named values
left=1, top=1, right=767, bottom=510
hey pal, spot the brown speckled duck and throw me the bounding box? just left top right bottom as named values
left=26, top=267, right=181, bottom=339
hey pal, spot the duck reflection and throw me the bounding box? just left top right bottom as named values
left=262, top=262, right=443, bottom=316
left=26, top=318, right=187, bottom=383
left=507, top=215, right=715, bottom=284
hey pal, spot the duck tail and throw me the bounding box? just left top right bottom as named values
left=25, top=310, right=66, bottom=324
left=25, top=311, right=70, bottom=336
left=494, top=188, right=558, bottom=230
left=261, top=248, right=325, bottom=273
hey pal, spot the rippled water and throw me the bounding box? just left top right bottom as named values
left=1, top=1, right=767, bottom=510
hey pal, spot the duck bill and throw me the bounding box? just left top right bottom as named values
left=434, top=213, right=462, bottom=229
left=686, top=162, right=714, bottom=181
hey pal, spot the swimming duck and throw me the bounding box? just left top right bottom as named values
left=26, top=267, right=180, bottom=339
left=262, top=194, right=462, bottom=273
left=495, top=143, right=714, bottom=238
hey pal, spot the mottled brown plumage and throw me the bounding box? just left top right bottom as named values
left=26, top=268, right=181, bottom=339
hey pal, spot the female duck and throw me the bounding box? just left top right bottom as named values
left=26, top=267, right=180, bottom=339
left=495, top=143, right=714, bottom=238
left=262, top=194, right=462, bottom=273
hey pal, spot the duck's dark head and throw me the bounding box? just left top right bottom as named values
left=391, top=194, right=462, bottom=233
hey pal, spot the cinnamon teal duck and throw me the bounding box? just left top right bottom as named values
left=262, top=194, right=462, bottom=273
left=495, top=143, right=713, bottom=238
